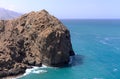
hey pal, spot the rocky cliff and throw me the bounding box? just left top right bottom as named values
left=0, top=9, right=75, bottom=77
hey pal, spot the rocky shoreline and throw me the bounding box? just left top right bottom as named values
left=1, top=71, right=24, bottom=79
left=0, top=9, right=75, bottom=78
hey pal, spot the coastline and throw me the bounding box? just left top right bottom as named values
left=1, top=65, right=47, bottom=79
left=1, top=73, right=24, bottom=79
left=0, top=56, right=75, bottom=79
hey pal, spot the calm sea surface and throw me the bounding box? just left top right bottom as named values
left=20, top=19, right=120, bottom=79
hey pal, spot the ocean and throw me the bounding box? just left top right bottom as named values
left=19, top=19, right=120, bottom=79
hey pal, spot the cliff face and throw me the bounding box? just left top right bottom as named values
left=0, top=9, right=75, bottom=77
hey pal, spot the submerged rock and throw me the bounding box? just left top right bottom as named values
left=0, top=9, right=75, bottom=77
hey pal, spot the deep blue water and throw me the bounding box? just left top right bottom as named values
left=20, top=19, right=120, bottom=79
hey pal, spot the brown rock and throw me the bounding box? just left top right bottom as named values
left=0, top=9, right=75, bottom=77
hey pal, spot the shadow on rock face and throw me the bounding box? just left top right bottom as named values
left=59, top=54, right=84, bottom=68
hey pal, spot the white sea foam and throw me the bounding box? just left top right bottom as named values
left=15, top=65, right=48, bottom=79
left=32, top=70, right=47, bottom=74
left=41, top=64, right=48, bottom=68
left=23, top=66, right=47, bottom=76
left=22, top=66, right=38, bottom=76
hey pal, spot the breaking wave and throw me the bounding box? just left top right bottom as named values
left=15, top=65, right=48, bottom=79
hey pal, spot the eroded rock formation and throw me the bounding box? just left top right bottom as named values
left=0, top=9, right=75, bottom=77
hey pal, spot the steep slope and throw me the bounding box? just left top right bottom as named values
left=0, top=8, right=21, bottom=20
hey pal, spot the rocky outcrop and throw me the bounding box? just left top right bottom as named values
left=0, top=9, right=75, bottom=77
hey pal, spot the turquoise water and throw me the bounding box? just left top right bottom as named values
left=20, top=19, right=120, bottom=79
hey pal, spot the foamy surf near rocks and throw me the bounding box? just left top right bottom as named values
left=0, top=9, right=75, bottom=78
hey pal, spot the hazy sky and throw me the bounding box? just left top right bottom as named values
left=0, top=0, right=120, bottom=19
